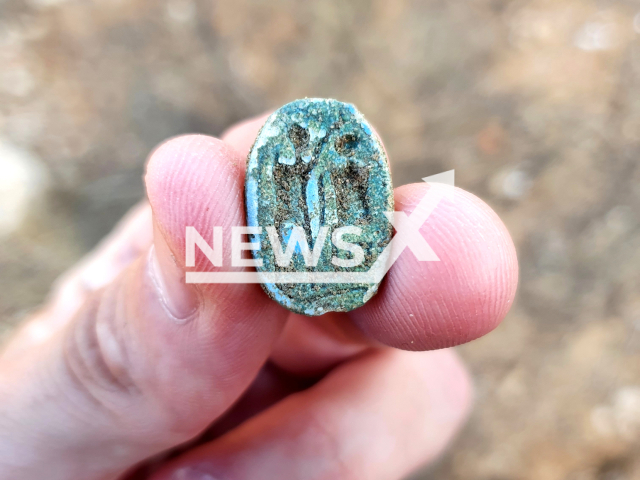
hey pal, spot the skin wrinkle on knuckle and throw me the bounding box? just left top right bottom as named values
left=61, top=281, right=140, bottom=416
left=58, top=268, right=203, bottom=445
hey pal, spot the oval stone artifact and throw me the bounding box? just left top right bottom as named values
left=245, top=98, right=394, bottom=315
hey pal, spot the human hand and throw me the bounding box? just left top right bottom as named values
left=0, top=114, right=518, bottom=480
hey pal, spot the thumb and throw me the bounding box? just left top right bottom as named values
left=0, top=135, right=286, bottom=480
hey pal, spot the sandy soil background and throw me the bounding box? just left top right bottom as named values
left=1, top=0, right=640, bottom=478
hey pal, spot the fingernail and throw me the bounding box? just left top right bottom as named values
left=149, top=224, right=199, bottom=322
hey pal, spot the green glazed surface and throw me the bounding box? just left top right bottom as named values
left=245, top=98, right=394, bottom=315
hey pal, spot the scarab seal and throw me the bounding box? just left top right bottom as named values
left=245, top=98, right=394, bottom=315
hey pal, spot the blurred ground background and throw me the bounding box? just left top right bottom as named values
left=1, top=0, right=640, bottom=478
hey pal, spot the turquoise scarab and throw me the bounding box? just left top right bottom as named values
left=245, top=98, right=394, bottom=315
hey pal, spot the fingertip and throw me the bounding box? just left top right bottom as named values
left=350, top=184, right=518, bottom=351
left=144, top=134, right=245, bottom=261
left=145, top=134, right=242, bottom=200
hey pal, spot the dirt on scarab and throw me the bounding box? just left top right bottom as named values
left=245, top=98, right=394, bottom=316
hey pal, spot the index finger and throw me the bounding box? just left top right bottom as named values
left=350, top=182, right=518, bottom=350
